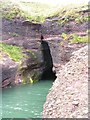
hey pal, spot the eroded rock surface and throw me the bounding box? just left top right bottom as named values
left=0, top=51, right=18, bottom=87
left=43, top=45, right=88, bottom=118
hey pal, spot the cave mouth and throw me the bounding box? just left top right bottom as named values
left=40, top=68, right=57, bottom=81
left=40, top=36, right=57, bottom=81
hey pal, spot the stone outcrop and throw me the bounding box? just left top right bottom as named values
left=17, top=44, right=44, bottom=84
left=0, top=51, right=18, bottom=87
left=18, top=39, right=56, bottom=83
left=1, top=38, right=56, bottom=87
left=43, top=45, right=88, bottom=118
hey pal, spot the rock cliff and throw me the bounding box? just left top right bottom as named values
left=43, top=45, right=88, bottom=118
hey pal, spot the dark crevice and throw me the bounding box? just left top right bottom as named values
left=40, top=35, right=57, bottom=81
left=41, top=68, right=56, bottom=81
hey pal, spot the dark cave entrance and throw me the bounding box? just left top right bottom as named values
left=40, top=36, right=57, bottom=81
left=41, top=68, right=56, bottom=81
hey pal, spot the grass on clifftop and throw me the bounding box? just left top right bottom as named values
left=1, top=1, right=59, bottom=23
left=1, top=1, right=88, bottom=23
left=0, top=43, right=24, bottom=62
left=57, top=4, right=88, bottom=25
left=71, top=35, right=88, bottom=43
left=61, top=33, right=88, bottom=45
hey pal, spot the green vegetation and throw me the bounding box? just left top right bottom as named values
left=26, top=49, right=37, bottom=59
left=1, top=3, right=25, bottom=20
left=20, top=2, right=59, bottom=23
left=1, top=1, right=88, bottom=23
left=61, top=33, right=71, bottom=41
left=61, top=33, right=88, bottom=45
left=0, top=43, right=24, bottom=62
left=75, top=16, right=88, bottom=24
left=1, top=1, right=59, bottom=23
left=57, top=4, right=88, bottom=26
left=20, top=66, right=40, bottom=84
left=71, top=35, right=88, bottom=43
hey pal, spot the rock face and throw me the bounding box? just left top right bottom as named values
left=18, top=39, right=56, bottom=83
left=0, top=51, right=18, bottom=87
left=1, top=38, right=56, bottom=87
left=17, top=44, right=44, bottom=84
left=43, top=45, right=88, bottom=118
left=40, top=40, right=56, bottom=80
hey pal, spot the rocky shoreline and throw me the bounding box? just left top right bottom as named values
left=1, top=18, right=88, bottom=118
left=1, top=2, right=89, bottom=118
left=42, top=45, right=88, bottom=118
left=1, top=16, right=88, bottom=86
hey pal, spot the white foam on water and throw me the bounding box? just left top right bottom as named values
left=14, top=107, right=22, bottom=110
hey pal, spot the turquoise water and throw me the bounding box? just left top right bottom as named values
left=2, top=80, right=53, bottom=118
